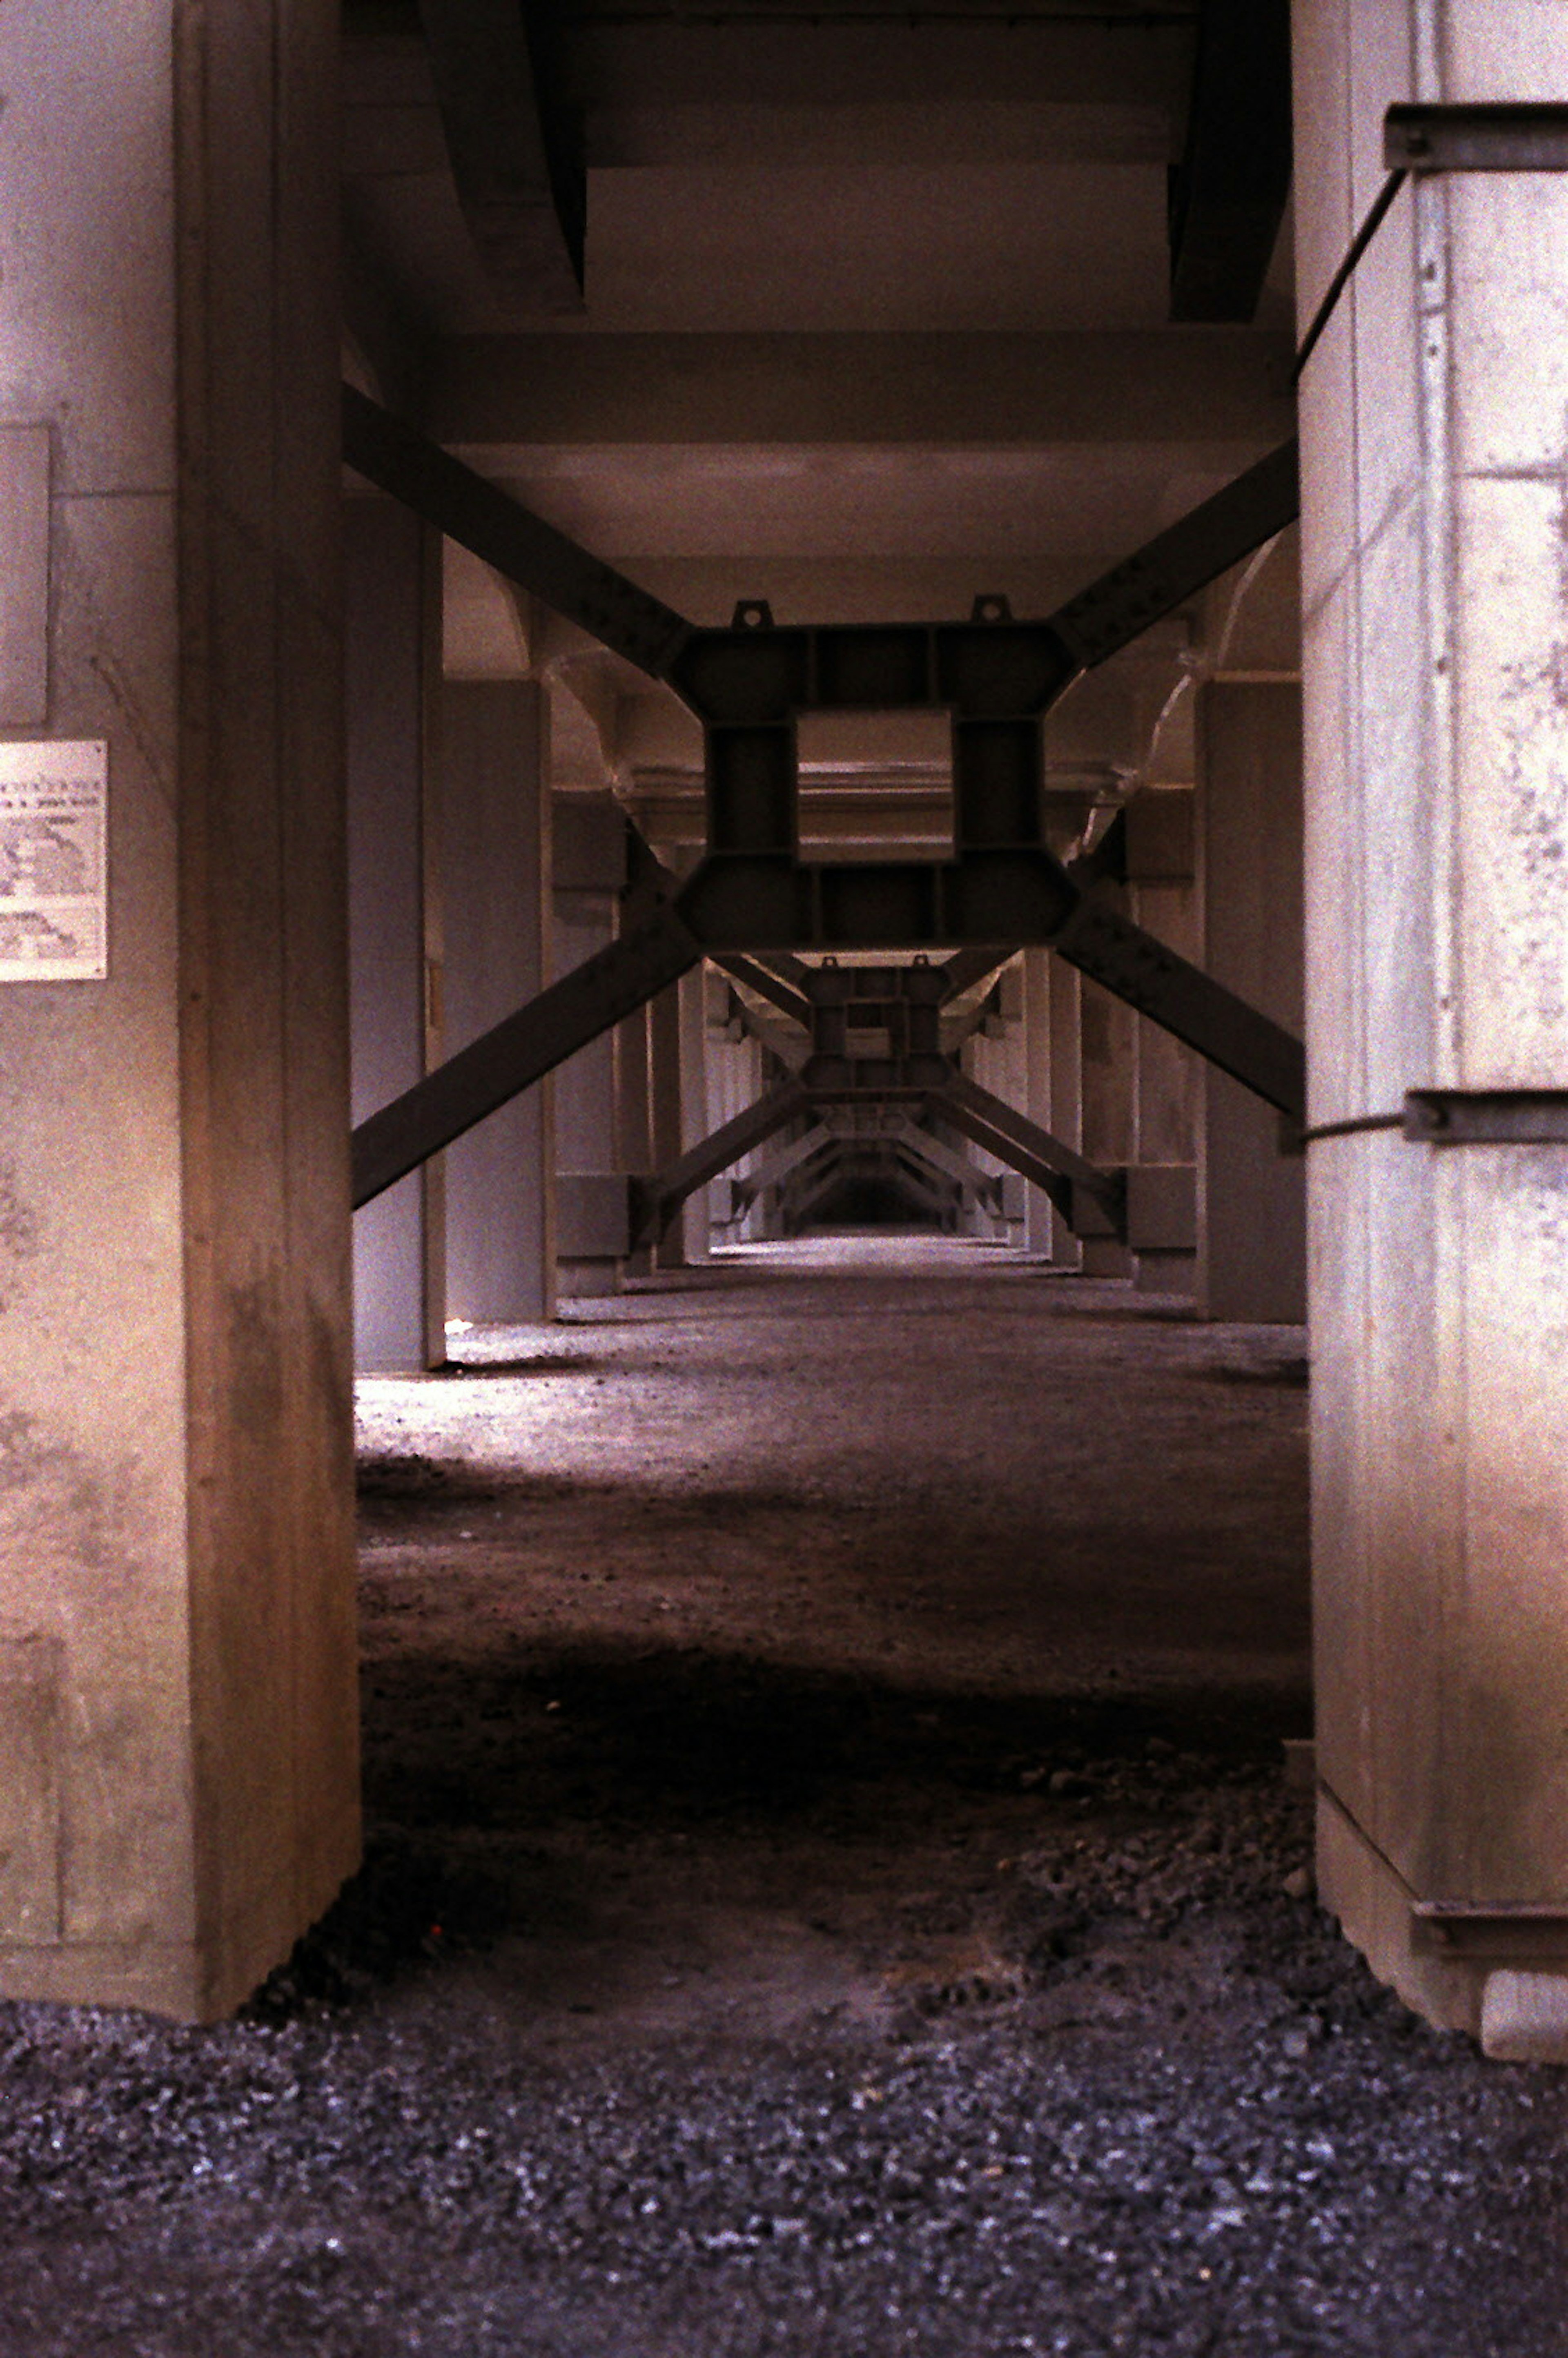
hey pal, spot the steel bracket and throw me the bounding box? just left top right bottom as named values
left=1410, top=1901, right=1568, bottom=1961
left=1385, top=103, right=1568, bottom=174
left=1403, top=1090, right=1568, bottom=1146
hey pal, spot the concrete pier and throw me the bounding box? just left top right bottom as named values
left=0, top=0, right=357, bottom=2018
left=443, top=679, right=555, bottom=1326
left=1296, top=0, right=1568, bottom=2046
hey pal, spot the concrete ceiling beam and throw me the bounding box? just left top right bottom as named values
left=583, top=98, right=1180, bottom=173
left=1167, top=0, right=1292, bottom=323
left=427, top=328, right=1294, bottom=453
left=415, top=0, right=586, bottom=312
left=557, top=13, right=1196, bottom=120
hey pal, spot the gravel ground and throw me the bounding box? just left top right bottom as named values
left=2, top=1241, right=1563, bottom=2354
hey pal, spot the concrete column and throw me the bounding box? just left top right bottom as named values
left=1296, top=0, right=1568, bottom=2050
left=443, top=680, right=554, bottom=1326
left=1022, top=951, right=1059, bottom=1255
left=1193, top=682, right=1306, bottom=1322
left=1126, top=791, right=1200, bottom=1294
left=347, top=500, right=444, bottom=1370
left=649, top=975, right=690, bottom=1269
left=553, top=792, right=627, bottom=1296
left=616, top=998, right=655, bottom=1275
left=1078, top=903, right=1136, bottom=1277
left=702, top=972, right=764, bottom=1246
left=963, top=960, right=1029, bottom=1244
left=678, top=963, right=714, bottom=1263
left=0, top=0, right=356, bottom=2017
left=1047, top=957, right=1085, bottom=1267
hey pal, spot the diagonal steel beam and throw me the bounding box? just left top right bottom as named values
left=352, top=900, right=702, bottom=1209
left=1049, top=893, right=1304, bottom=1121
left=1049, top=439, right=1298, bottom=673
left=732, top=1119, right=836, bottom=1209
left=710, top=952, right=812, bottom=1030
left=936, top=945, right=1016, bottom=1006
left=889, top=1117, right=1002, bottom=1210
left=887, top=1149, right=953, bottom=1219
left=341, top=384, right=694, bottom=685
left=931, top=1071, right=1124, bottom=1235
left=629, top=1078, right=813, bottom=1247
left=788, top=1151, right=850, bottom=1227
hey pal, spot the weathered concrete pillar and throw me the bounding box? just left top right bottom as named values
left=1045, top=957, right=1085, bottom=1267
left=1126, top=791, right=1200, bottom=1295
left=1021, top=952, right=1058, bottom=1255
left=649, top=972, right=691, bottom=1269
left=1297, top=0, right=1568, bottom=2050
left=553, top=792, right=627, bottom=1296
left=962, top=960, right=1029, bottom=1244
left=1193, top=681, right=1305, bottom=1321
left=0, top=0, right=356, bottom=2017
left=347, top=500, right=444, bottom=1369
left=443, top=680, right=553, bottom=1326
left=703, top=972, right=764, bottom=1246
left=616, top=998, right=656, bottom=1275
left=1079, top=909, right=1136, bottom=1277
left=678, top=964, right=715, bottom=1262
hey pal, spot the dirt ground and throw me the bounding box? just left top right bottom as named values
left=2, top=1235, right=1566, bottom=2355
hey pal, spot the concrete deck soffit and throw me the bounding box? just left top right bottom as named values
left=426, top=330, right=1294, bottom=453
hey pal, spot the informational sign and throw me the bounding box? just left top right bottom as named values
left=0, top=740, right=107, bottom=981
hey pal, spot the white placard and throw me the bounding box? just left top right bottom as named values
left=0, top=740, right=107, bottom=981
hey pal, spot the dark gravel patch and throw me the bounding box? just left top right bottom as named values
left=1, top=1740, right=1564, bottom=2356
left=7, top=1264, right=1555, bottom=2352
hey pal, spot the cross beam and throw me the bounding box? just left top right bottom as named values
left=626, top=1077, right=811, bottom=1248
left=345, top=392, right=1305, bottom=1206
left=628, top=1065, right=1120, bottom=1257
left=929, top=1071, right=1126, bottom=1238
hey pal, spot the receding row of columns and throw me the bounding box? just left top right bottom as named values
left=343, top=484, right=1309, bottom=1346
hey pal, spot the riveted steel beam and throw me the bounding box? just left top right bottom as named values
left=1047, top=439, right=1298, bottom=670
left=889, top=1116, right=1002, bottom=1212
left=352, top=898, right=702, bottom=1208
left=932, top=1070, right=1125, bottom=1235
left=341, top=385, right=692, bottom=684
left=628, top=1077, right=813, bottom=1248
left=1051, top=891, right=1305, bottom=1120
